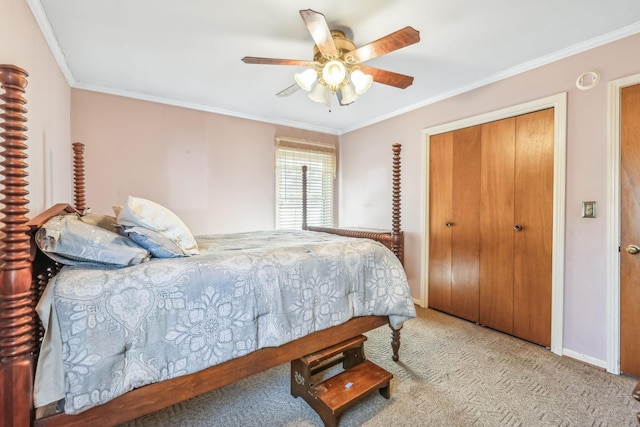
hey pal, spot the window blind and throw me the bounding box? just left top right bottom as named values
left=275, top=138, right=335, bottom=230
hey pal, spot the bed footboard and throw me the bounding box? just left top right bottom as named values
left=302, top=143, right=404, bottom=265
left=307, top=226, right=404, bottom=265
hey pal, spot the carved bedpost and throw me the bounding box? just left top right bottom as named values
left=391, top=143, right=402, bottom=264
left=72, top=142, right=86, bottom=213
left=390, top=143, right=404, bottom=362
left=301, top=165, right=308, bottom=230
left=0, top=64, right=33, bottom=427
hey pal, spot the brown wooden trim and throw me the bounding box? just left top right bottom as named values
left=27, top=204, right=78, bottom=231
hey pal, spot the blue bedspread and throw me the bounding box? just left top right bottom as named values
left=35, top=230, right=416, bottom=414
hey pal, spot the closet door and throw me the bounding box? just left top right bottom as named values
left=479, top=118, right=516, bottom=334
left=479, top=109, right=553, bottom=345
left=450, top=126, right=481, bottom=321
left=428, top=132, right=454, bottom=313
left=513, top=108, right=554, bottom=347
left=429, top=127, right=481, bottom=322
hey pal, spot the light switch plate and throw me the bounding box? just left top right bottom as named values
left=582, top=201, right=596, bottom=218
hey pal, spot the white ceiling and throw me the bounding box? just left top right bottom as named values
left=29, top=0, right=640, bottom=135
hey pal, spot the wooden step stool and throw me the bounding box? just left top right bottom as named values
left=291, top=335, right=393, bottom=427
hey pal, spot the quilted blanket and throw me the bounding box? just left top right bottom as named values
left=34, top=230, right=416, bottom=414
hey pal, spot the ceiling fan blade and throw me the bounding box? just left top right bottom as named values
left=358, top=65, right=414, bottom=89
left=343, top=26, right=420, bottom=64
left=299, top=9, right=338, bottom=58
left=276, top=84, right=301, bottom=97
left=241, top=56, right=314, bottom=66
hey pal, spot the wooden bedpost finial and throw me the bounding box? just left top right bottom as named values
left=0, top=64, right=34, bottom=427
left=72, top=142, right=86, bottom=213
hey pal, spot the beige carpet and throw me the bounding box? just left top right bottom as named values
left=122, top=307, right=639, bottom=426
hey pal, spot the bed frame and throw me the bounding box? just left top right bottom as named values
left=0, top=64, right=406, bottom=427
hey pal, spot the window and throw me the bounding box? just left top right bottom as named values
left=275, top=138, right=335, bottom=229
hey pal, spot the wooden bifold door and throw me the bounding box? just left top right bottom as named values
left=429, top=108, right=554, bottom=347
left=621, top=83, right=640, bottom=377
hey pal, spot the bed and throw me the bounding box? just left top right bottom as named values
left=0, top=64, right=415, bottom=427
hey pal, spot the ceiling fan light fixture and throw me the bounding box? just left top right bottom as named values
left=339, top=82, right=358, bottom=105
left=350, top=69, right=373, bottom=95
left=322, top=60, right=346, bottom=88
left=308, top=82, right=329, bottom=103
left=294, top=68, right=318, bottom=91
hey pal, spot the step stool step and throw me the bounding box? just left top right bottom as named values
left=311, top=360, right=393, bottom=415
left=300, top=335, right=367, bottom=369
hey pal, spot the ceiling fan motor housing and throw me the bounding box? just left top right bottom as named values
left=312, top=30, right=357, bottom=62
left=312, top=30, right=359, bottom=91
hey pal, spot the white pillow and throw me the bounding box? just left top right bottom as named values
left=115, top=196, right=199, bottom=255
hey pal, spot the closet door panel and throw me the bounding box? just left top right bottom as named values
left=479, top=118, right=515, bottom=334
left=513, top=108, right=554, bottom=346
left=621, top=84, right=640, bottom=376
left=429, top=132, right=453, bottom=312
left=451, top=126, right=481, bottom=322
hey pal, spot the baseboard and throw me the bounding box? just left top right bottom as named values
left=563, top=348, right=607, bottom=370
left=411, top=303, right=610, bottom=372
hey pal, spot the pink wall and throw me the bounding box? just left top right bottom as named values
left=0, top=0, right=71, bottom=214
left=71, top=90, right=339, bottom=234
left=339, top=32, right=640, bottom=364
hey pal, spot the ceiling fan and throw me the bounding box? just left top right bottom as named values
left=241, top=9, right=420, bottom=107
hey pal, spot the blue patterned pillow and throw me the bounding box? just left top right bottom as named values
left=120, top=226, right=186, bottom=258
left=35, top=214, right=150, bottom=267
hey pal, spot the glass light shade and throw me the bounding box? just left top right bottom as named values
left=294, top=68, right=317, bottom=92
left=350, top=69, right=373, bottom=95
left=308, top=82, right=329, bottom=103
left=322, top=60, right=346, bottom=87
left=339, top=82, right=358, bottom=105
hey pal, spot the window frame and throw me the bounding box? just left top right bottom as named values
left=275, top=137, right=336, bottom=230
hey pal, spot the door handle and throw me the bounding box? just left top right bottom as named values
left=445, top=222, right=453, bottom=227
left=627, top=244, right=640, bottom=255
left=513, top=224, right=523, bottom=231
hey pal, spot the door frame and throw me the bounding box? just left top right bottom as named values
left=420, top=93, right=567, bottom=356
left=606, top=72, right=640, bottom=374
